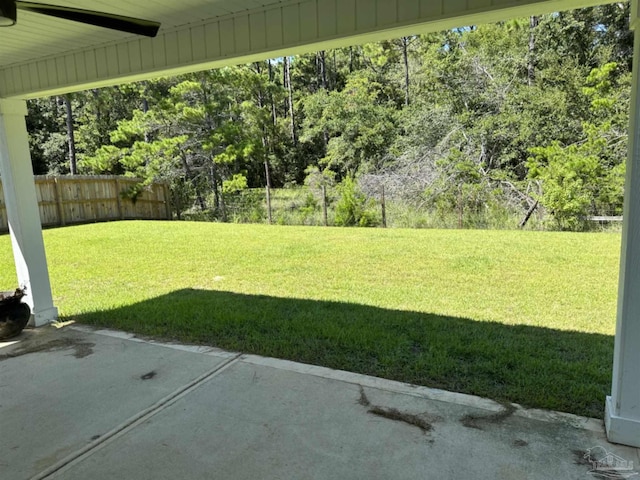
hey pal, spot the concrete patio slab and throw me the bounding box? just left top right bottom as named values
left=0, top=326, right=235, bottom=480
left=1, top=326, right=638, bottom=480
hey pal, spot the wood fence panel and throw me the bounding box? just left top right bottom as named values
left=35, top=178, right=59, bottom=227
left=0, top=175, right=170, bottom=231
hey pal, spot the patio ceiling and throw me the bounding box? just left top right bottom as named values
left=0, top=0, right=610, bottom=99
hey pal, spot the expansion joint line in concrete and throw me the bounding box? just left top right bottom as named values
left=31, top=354, right=242, bottom=480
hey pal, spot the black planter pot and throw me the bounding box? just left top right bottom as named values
left=0, top=289, right=31, bottom=340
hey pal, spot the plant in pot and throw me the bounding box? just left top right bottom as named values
left=0, top=288, right=31, bottom=340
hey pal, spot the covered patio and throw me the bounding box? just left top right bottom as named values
left=2, top=324, right=637, bottom=479
left=1, top=0, right=640, bottom=471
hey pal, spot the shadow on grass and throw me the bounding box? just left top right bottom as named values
left=72, top=288, right=613, bottom=418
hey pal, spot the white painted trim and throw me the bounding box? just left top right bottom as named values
left=634, top=0, right=640, bottom=30
left=0, top=99, right=27, bottom=115
left=70, top=325, right=238, bottom=359
left=606, top=0, right=640, bottom=449
left=606, top=396, right=640, bottom=448
left=241, top=353, right=604, bottom=432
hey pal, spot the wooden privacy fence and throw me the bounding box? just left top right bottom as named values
left=0, top=176, right=171, bottom=231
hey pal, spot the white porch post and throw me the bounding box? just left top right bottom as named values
left=0, top=99, right=58, bottom=326
left=606, top=0, right=640, bottom=448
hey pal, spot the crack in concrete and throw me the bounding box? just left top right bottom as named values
left=33, top=354, right=242, bottom=480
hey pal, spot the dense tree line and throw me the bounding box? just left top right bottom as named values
left=26, top=3, right=632, bottom=230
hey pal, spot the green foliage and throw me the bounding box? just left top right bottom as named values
left=223, top=189, right=266, bottom=223
left=26, top=97, right=69, bottom=174
left=527, top=60, right=628, bottom=230
left=298, top=192, right=319, bottom=219
left=528, top=142, right=600, bottom=231
left=334, top=176, right=379, bottom=227
left=119, top=183, right=147, bottom=205
left=302, top=72, right=398, bottom=178
left=528, top=122, right=624, bottom=231
left=222, top=173, right=249, bottom=194
left=26, top=4, right=632, bottom=231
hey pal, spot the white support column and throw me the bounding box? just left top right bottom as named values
left=0, top=99, right=57, bottom=326
left=606, top=0, right=640, bottom=448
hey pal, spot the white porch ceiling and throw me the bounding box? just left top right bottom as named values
left=0, top=1, right=283, bottom=66
left=0, top=0, right=614, bottom=99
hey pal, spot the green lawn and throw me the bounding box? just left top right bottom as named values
left=0, top=221, right=621, bottom=418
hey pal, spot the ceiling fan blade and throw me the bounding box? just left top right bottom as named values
left=15, top=1, right=160, bottom=37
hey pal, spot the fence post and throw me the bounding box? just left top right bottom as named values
left=114, top=178, right=123, bottom=220
left=163, top=182, right=172, bottom=220
left=265, top=161, right=272, bottom=224
left=322, top=185, right=328, bottom=226
left=457, top=187, right=463, bottom=229
left=381, top=185, right=387, bottom=228
left=53, top=177, right=66, bottom=226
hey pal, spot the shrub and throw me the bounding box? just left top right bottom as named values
left=334, top=176, right=380, bottom=227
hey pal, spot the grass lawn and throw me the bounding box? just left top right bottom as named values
left=0, top=221, right=621, bottom=418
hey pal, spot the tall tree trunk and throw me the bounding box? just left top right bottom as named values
left=141, top=96, right=151, bottom=144
left=268, top=59, right=277, bottom=125
left=283, top=59, right=289, bottom=114
left=255, top=63, right=265, bottom=110
left=264, top=160, right=272, bottom=224
left=318, top=50, right=327, bottom=90
left=332, top=50, right=338, bottom=90
left=180, top=153, right=206, bottom=211
left=401, top=37, right=410, bottom=106
left=349, top=47, right=354, bottom=73
left=528, top=16, right=539, bottom=87
left=318, top=51, right=329, bottom=149
left=63, top=95, right=77, bottom=175
left=91, top=89, right=101, bottom=123
left=284, top=57, right=297, bottom=145
left=209, top=164, right=219, bottom=210
left=209, top=160, right=226, bottom=220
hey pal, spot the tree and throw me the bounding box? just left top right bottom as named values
left=334, top=175, right=379, bottom=227
left=527, top=129, right=610, bottom=230
left=301, top=71, right=398, bottom=178
left=62, top=95, right=77, bottom=175
left=527, top=62, right=628, bottom=230
left=26, top=97, right=66, bottom=174
left=25, top=4, right=633, bottom=229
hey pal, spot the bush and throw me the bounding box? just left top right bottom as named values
left=334, top=177, right=380, bottom=227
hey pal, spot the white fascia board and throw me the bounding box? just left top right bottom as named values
left=0, top=0, right=612, bottom=99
